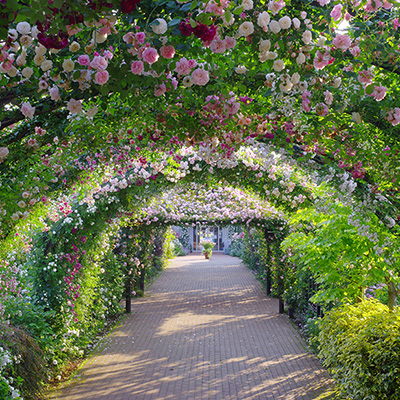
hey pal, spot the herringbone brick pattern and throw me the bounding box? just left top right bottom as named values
left=48, top=254, right=335, bottom=400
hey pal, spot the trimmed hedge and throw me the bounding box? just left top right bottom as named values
left=318, top=299, right=400, bottom=400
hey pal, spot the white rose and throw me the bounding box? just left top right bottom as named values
left=302, top=30, right=312, bottom=44
left=279, top=16, right=291, bottom=30
left=31, top=26, right=39, bottom=39
left=238, top=21, right=254, bottom=37
left=20, top=35, right=33, bottom=47
left=7, top=66, right=18, bottom=77
left=273, top=59, right=285, bottom=72
left=8, top=29, right=18, bottom=41
left=296, top=52, right=306, bottom=64
left=259, top=52, right=268, bottom=63
left=87, top=106, right=99, bottom=119
left=16, top=54, right=26, bottom=66
left=291, top=72, right=301, bottom=84
left=152, top=18, right=168, bottom=34
left=0, top=147, right=9, bottom=159
left=279, top=81, right=293, bottom=92
left=182, top=76, right=193, bottom=87
left=266, top=51, right=278, bottom=60
left=62, top=59, right=75, bottom=72
left=352, top=112, right=362, bottom=124
left=333, top=77, right=342, bottom=88
left=257, top=11, right=271, bottom=28
left=94, top=31, right=107, bottom=43
left=10, top=42, right=20, bottom=52
left=17, top=200, right=26, bottom=208
left=41, top=59, right=53, bottom=72
left=69, top=41, right=81, bottom=52
left=269, top=20, right=281, bottom=34
left=298, top=81, right=308, bottom=91
left=22, top=67, right=34, bottom=78
left=235, top=65, right=247, bottom=74
left=16, top=22, right=31, bottom=35
left=242, top=0, right=254, bottom=11
left=292, top=17, right=300, bottom=29
left=316, top=36, right=327, bottom=47
left=35, top=44, right=47, bottom=56
left=259, top=39, right=271, bottom=52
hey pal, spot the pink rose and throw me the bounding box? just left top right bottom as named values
left=21, top=102, right=35, bottom=119
left=313, top=50, right=330, bottom=69
left=123, top=32, right=135, bottom=44
left=135, top=32, right=146, bottom=44
left=210, top=39, right=226, bottom=54
left=349, top=45, right=361, bottom=57
left=175, top=57, right=191, bottom=76
left=103, top=50, right=113, bottom=60
left=191, top=68, right=209, bottom=86
left=131, top=61, right=144, bottom=75
left=66, top=99, right=82, bottom=115
left=323, top=90, right=333, bottom=105
left=90, top=55, right=108, bottom=70
left=49, top=86, right=61, bottom=101
left=154, top=83, right=166, bottom=97
left=142, top=47, right=159, bottom=65
left=330, top=4, right=343, bottom=21
left=332, top=34, right=352, bottom=50
left=95, top=70, right=109, bottom=85
left=77, top=55, right=90, bottom=66
left=188, top=59, right=198, bottom=69
left=371, top=84, right=387, bottom=101
left=160, top=45, right=175, bottom=59
left=316, top=103, right=329, bottom=116
left=224, top=36, right=236, bottom=50
left=358, top=70, right=374, bottom=85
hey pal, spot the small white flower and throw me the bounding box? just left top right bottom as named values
left=269, top=20, right=281, bottom=34
left=238, top=21, right=254, bottom=37
left=69, top=41, right=80, bottom=53
left=273, top=59, right=285, bottom=72
left=62, top=59, right=75, bottom=72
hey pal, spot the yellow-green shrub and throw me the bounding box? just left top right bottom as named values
left=319, top=299, right=400, bottom=400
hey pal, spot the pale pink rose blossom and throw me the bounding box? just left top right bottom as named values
left=313, top=50, right=332, bottom=69
left=103, top=50, right=113, bottom=60
left=142, top=47, right=159, bottom=64
left=0, top=147, right=9, bottom=159
left=358, top=70, right=373, bottom=84
left=324, top=90, right=333, bottom=105
left=386, top=107, right=400, bottom=126
left=188, top=59, right=198, bottom=69
left=77, top=55, right=90, bottom=66
left=371, top=84, right=387, bottom=101
left=131, top=60, right=144, bottom=75
left=332, top=34, right=352, bottom=50
left=224, top=36, right=236, bottom=49
left=160, top=45, right=175, bottom=59
left=66, top=99, right=83, bottom=115
left=191, top=68, right=210, bottom=86
left=349, top=45, right=361, bottom=57
left=90, top=55, right=108, bottom=70
left=316, top=0, right=330, bottom=5
left=175, top=57, right=192, bottom=76
left=210, top=39, right=226, bottom=53
left=154, top=83, right=167, bottom=97
left=123, top=32, right=135, bottom=44
left=330, top=4, right=343, bottom=21
left=21, top=102, right=35, bottom=119
left=316, top=103, right=329, bottom=116
left=95, top=70, right=109, bottom=85
left=49, top=86, right=61, bottom=101
left=135, top=32, right=146, bottom=44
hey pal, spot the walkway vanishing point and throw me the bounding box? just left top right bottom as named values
left=49, top=254, right=335, bottom=400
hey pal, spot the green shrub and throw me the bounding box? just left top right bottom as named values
left=318, top=299, right=400, bottom=400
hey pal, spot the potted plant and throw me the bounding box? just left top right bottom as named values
left=200, top=238, right=214, bottom=259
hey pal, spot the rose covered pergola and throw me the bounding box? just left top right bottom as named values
left=0, top=0, right=400, bottom=399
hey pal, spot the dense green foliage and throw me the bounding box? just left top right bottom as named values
left=319, top=300, right=400, bottom=400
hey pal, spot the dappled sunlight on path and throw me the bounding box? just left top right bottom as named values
left=48, top=254, right=335, bottom=400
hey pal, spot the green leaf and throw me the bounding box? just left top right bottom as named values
left=365, top=84, right=375, bottom=95
left=190, top=1, right=198, bottom=10
left=168, top=18, right=181, bottom=27
left=233, top=6, right=243, bottom=15
left=225, top=10, right=232, bottom=24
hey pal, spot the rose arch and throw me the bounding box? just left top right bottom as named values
left=0, top=0, right=400, bottom=398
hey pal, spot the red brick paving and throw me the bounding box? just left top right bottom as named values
left=48, top=254, right=335, bottom=400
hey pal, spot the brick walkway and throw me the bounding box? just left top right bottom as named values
left=49, top=254, right=335, bottom=400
